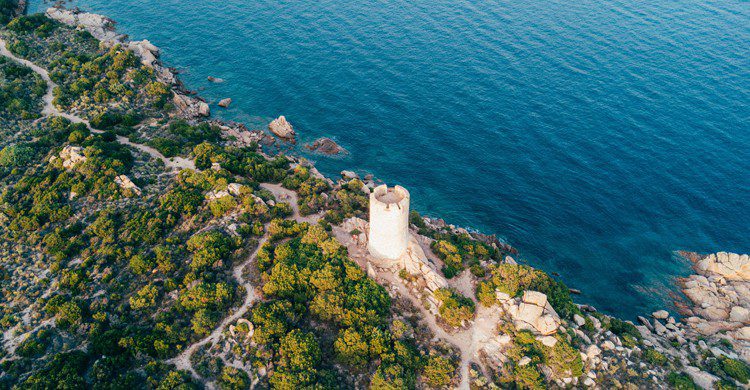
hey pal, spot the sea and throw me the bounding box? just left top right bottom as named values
left=27, top=0, right=749, bottom=320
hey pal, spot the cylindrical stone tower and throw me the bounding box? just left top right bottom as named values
left=368, top=184, right=410, bottom=260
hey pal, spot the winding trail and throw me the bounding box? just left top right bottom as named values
left=0, top=37, right=194, bottom=171
left=168, top=184, right=322, bottom=387
left=168, top=229, right=268, bottom=385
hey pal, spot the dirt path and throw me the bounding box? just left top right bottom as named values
left=336, top=224, right=500, bottom=390
left=168, top=229, right=268, bottom=387
left=168, top=184, right=319, bottom=387
left=0, top=37, right=194, bottom=171
left=260, top=183, right=324, bottom=224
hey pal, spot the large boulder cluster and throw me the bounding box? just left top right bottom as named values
left=56, top=145, right=86, bottom=169
left=679, top=252, right=750, bottom=362
left=503, top=291, right=561, bottom=337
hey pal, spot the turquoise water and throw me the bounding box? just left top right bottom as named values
left=28, top=0, right=749, bottom=319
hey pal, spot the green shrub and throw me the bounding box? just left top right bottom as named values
left=434, top=288, right=475, bottom=328
left=666, top=372, right=699, bottom=389
left=643, top=349, right=667, bottom=366
left=422, top=355, right=457, bottom=388
left=720, top=357, right=750, bottom=384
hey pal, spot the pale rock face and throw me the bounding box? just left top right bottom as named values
left=198, top=102, right=210, bottom=117
left=523, top=291, right=548, bottom=307
left=652, top=310, right=669, bottom=319
left=699, top=252, right=750, bottom=280
left=683, top=366, right=719, bottom=389
left=495, top=290, right=511, bottom=302
left=60, top=145, right=86, bottom=169
left=227, top=183, right=244, bottom=197
left=206, top=190, right=231, bottom=200
left=505, top=291, right=561, bottom=336
left=268, top=116, right=296, bottom=140
left=730, top=306, right=750, bottom=323
left=586, top=344, right=601, bottom=359
left=114, top=175, right=142, bottom=195
left=538, top=335, right=558, bottom=347
left=341, top=170, right=358, bottom=179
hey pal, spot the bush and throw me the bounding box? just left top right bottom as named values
left=666, top=372, right=699, bottom=389
left=422, top=355, right=457, bottom=388
left=643, top=349, right=667, bottom=366
left=720, top=357, right=750, bottom=384
left=434, top=288, right=475, bottom=328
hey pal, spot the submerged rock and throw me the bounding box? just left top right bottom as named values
left=207, top=76, right=225, bottom=83
left=305, top=137, right=346, bottom=155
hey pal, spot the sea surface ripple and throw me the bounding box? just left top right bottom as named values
left=28, top=0, right=750, bottom=319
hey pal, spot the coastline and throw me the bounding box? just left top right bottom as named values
left=3, top=4, right=750, bottom=388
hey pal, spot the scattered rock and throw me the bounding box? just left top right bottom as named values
left=207, top=76, right=225, bottom=83
left=218, top=98, right=232, bottom=108
left=341, top=170, right=358, bottom=180
left=114, top=175, right=142, bottom=196
left=268, top=116, right=296, bottom=141
left=652, top=310, right=669, bottom=320
left=60, top=145, right=86, bottom=169
left=305, top=137, right=347, bottom=155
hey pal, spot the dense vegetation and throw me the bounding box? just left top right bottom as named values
left=0, top=0, right=18, bottom=25
left=248, top=222, right=454, bottom=388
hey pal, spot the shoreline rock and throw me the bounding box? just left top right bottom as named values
left=305, top=137, right=346, bottom=155
left=268, top=115, right=296, bottom=142
left=218, top=98, right=232, bottom=108
left=677, top=251, right=750, bottom=362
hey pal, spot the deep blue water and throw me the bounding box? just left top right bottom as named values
left=29, top=0, right=749, bottom=319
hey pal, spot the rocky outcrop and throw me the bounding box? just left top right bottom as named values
left=268, top=116, right=295, bottom=141
left=678, top=252, right=750, bottom=362
left=305, top=137, right=346, bottom=155
left=58, top=145, right=86, bottom=169
left=114, top=175, right=141, bottom=195
left=503, top=291, right=561, bottom=336
left=46, top=7, right=124, bottom=43
left=206, top=183, right=247, bottom=201
left=13, top=0, right=26, bottom=17
left=173, top=93, right=210, bottom=118
left=218, top=98, right=232, bottom=108
left=46, top=7, right=176, bottom=86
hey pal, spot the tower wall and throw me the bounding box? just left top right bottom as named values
left=368, top=184, right=410, bottom=260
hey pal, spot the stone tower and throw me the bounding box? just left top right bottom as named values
left=368, top=184, right=410, bottom=260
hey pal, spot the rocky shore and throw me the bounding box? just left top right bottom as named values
left=677, top=252, right=750, bottom=362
